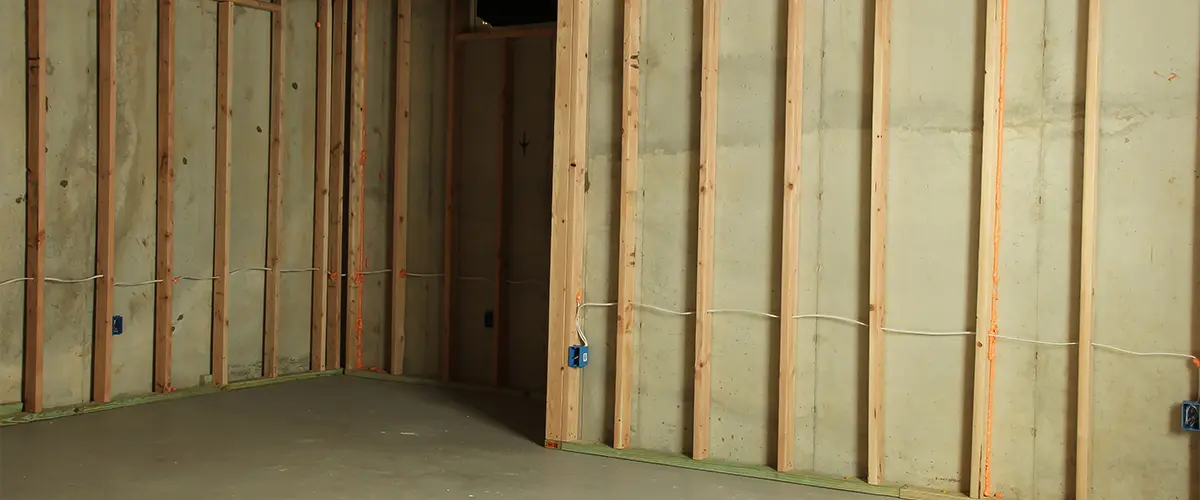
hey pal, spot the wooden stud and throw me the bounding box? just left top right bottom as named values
left=442, top=0, right=459, bottom=381
left=263, top=0, right=286, bottom=379
left=22, top=0, right=46, bottom=414
left=456, top=26, right=556, bottom=42
left=93, top=0, right=117, bottom=404
left=970, top=0, right=1006, bottom=496
left=154, top=0, right=176, bottom=394
left=345, top=0, right=367, bottom=370
left=326, top=0, right=347, bottom=370
left=613, top=0, right=641, bottom=451
left=562, top=0, right=591, bottom=444
left=692, top=0, right=719, bottom=461
left=391, top=0, right=412, bottom=376
left=311, top=0, right=330, bottom=371
left=493, top=39, right=514, bottom=387
left=213, top=0, right=233, bottom=386
left=777, top=0, right=804, bottom=473
left=545, top=0, right=576, bottom=443
left=1076, top=0, right=1102, bottom=498
left=866, top=0, right=891, bottom=485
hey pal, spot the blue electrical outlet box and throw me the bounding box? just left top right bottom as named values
left=112, top=315, right=123, bottom=336
left=567, top=345, right=588, bottom=368
left=1182, top=401, right=1200, bottom=431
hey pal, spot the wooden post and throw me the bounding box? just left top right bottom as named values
left=613, top=0, right=641, bottom=451
left=326, top=0, right=347, bottom=370
left=562, top=0, right=591, bottom=443
left=692, top=0, right=720, bottom=461
left=545, top=0, right=576, bottom=444
left=154, top=0, right=176, bottom=394
left=23, top=0, right=46, bottom=414
left=776, top=0, right=804, bottom=473
left=866, top=0, right=891, bottom=485
left=970, top=0, right=1007, bottom=496
left=494, top=39, right=514, bottom=387
left=213, top=0, right=233, bottom=386
left=345, top=0, right=367, bottom=370
left=442, top=0, right=459, bottom=381
left=311, top=0, right=330, bottom=371
left=263, top=0, right=286, bottom=378
left=390, top=0, right=411, bottom=376
left=1076, top=0, right=1102, bottom=498
left=93, top=0, right=117, bottom=404
left=545, top=0, right=590, bottom=444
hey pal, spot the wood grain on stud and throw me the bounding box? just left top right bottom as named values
left=23, top=0, right=46, bottom=414
left=154, top=0, right=176, bottom=394
left=213, top=0, right=233, bottom=386
left=391, top=0, right=412, bottom=376
left=94, top=0, right=117, bottom=404
left=692, top=0, right=720, bottom=461
left=866, top=0, right=891, bottom=485
left=777, top=0, right=804, bottom=473
left=613, top=0, right=641, bottom=451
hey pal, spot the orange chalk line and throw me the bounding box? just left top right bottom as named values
left=983, top=0, right=1008, bottom=495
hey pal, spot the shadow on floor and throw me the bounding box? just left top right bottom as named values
left=437, top=383, right=546, bottom=445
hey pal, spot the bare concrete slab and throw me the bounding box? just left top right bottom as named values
left=0, top=376, right=872, bottom=500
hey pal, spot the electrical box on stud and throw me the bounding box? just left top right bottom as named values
left=1182, top=401, right=1200, bottom=432
left=567, top=345, right=588, bottom=368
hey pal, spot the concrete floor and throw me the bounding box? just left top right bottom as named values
left=0, top=376, right=873, bottom=500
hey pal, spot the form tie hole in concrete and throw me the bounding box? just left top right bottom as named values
left=60, top=180, right=68, bottom=188
left=257, top=125, right=263, bottom=133
left=183, top=157, right=188, bottom=165
left=292, top=82, right=298, bottom=90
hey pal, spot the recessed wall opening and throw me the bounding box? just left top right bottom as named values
left=474, top=0, right=556, bottom=28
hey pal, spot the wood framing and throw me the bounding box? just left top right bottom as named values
left=311, top=0, right=331, bottom=371
left=545, top=0, right=575, bottom=443
left=456, top=26, right=555, bottom=42
left=213, top=0, right=233, bottom=386
left=391, top=0, right=412, bottom=376
left=345, top=0, right=367, bottom=370
left=263, top=0, right=286, bottom=379
left=970, top=0, right=1007, bottom=496
left=93, top=0, right=117, bottom=404
left=563, top=0, right=591, bottom=442
left=326, top=0, right=348, bottom=370
left=545, top=0, right=589, bottom=443
left=776, top=0, right=804, bottom=473
left=154, top=0, right=176, bottom=394
left=23, top=0, right=46, bottom=414
left=442, top=0, right=460, bottom=381
left=613, top=0, right=641, bottom=451
left=1076, top=0, right=1102, bottom=498
left=866, top=0, right=891, bottom=485
left=494, top=39, right=515, bottom=387
left=692, top=0, right=720, bottom=461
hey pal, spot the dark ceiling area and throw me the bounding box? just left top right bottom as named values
left=476, top=0, right=557, bottom=27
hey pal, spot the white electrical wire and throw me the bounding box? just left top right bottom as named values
left=570, top=301, right=1199, bottom=365
left=709, top=308, right=781, bottom=319
left=45, top=275, right=103, bottom=284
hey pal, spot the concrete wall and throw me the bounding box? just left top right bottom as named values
left=575, top=0, right=1200, bottom=499
left=0, top=0, right=326, bottom=406
left=358, top=2, right=554, bottom=393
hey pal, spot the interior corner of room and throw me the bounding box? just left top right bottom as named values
left=2, top=1, right=1199, bottom=500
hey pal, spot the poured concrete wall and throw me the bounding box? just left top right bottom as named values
left=0, top=0, right=325, bottom=407
left=575, top=0, right=1200, bottom=499
left=358, top=3, right=554, bottom=392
